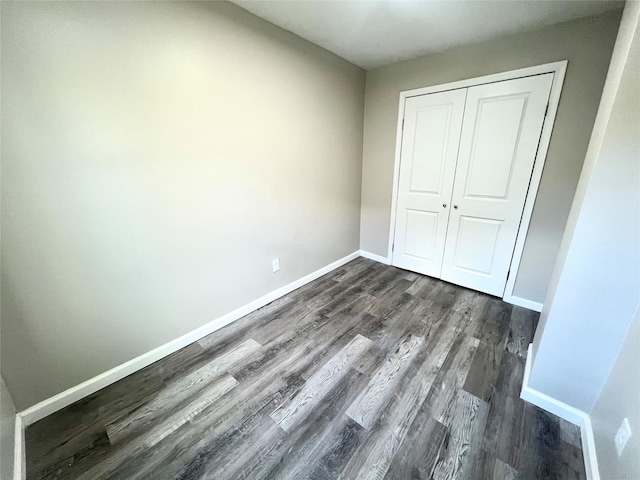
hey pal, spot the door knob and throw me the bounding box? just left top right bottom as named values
left=443, top=203, right=447, bottom=208
left=453, top=205, right=458, bottom=209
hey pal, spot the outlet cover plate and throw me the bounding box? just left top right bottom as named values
left=272, top=258, right=280, bottom=272
left=615, top=418, right=631, bottom=457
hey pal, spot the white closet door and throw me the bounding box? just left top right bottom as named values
left=392, top=89, right=466, bottom=277
left=440, top=73, right=554, bottom=296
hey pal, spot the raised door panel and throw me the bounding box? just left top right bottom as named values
left=463, top=96, right=527, bottom=200
left=441, top=73, right=554, bottom=296
left=450, top=216, right=503, bottom=276
left=392, top=89, right=466, bottom=277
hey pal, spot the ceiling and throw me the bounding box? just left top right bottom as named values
left=228, top=0, right=623, bottom=69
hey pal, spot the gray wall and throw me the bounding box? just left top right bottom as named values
left=592, top=308, right=640, bottom=479
left=530, top=0, right=639, bottom=414
left=1, top=1, right=365, bottom=409
left=0, top=376, right=16, bottom=480
left=360, top=11, right=621, bottom=304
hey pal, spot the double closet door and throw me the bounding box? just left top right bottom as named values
left=392, top=73, right=553, bottom=297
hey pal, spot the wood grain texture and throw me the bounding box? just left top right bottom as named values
left=346, top=333, right=422, bottom=428
left=25, top=259, right=584, bottom=480
left=139, top=373, right=238, bottom=448
left=427, top=335, right=480, bottom=425
left=106, top=338, right=259, bottom=444
left=270, top=334, right=372, bottom=432
left=559, top=417, right=583, bottom=449
left=483, top=351, right=528, bottom=470
left=339, top=318, right=468, bottom=480
left=432, top=390, right=489, bottom=480
left=493, top=458, right=519, bottom=480
left=506, top=306, right=537, bottom=358
left=265, top=373, right=370, bottom=480
left=462, top=340, right=503, bottom=403
left=384, top=403, right=448, bottom=479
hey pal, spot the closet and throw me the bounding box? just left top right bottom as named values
left=391, top=73, right=554, bottom=297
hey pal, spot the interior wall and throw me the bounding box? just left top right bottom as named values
left=529, top=0, right=639, bottom=414
left=591, top=308, right=640, bottom=479
left=0, top=1, right=365, bottom=409
left=0, top=376, right=16, bottom=480
left=360, top=11, right=621, bottom=304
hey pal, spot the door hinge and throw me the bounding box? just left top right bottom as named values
left=507, top=270, right=511, bottom=280
left=544, top=103, right=549, bottom=118
left=402, top=118, right=404, bottom=129
left=392, top=243, right=395, bottom=252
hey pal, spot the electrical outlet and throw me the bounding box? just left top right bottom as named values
left=615, top=418, right=632, bottom=457
left=272, top=258, right=280, bottom=273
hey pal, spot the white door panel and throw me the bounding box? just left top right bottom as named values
left=404, top=210, right=439, bottom=260
left=451, top=216, right=503, bottom=275
left=441, top=73, right=554, bottom=296
left=392, top=89, right=467, bottom=276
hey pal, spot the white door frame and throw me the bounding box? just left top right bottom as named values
left=387, top=61, right=568, bottom=312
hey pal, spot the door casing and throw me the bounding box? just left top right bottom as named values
left=387, top=61, right=568, bottom=312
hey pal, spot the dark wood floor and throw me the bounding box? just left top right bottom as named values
left=26, top=258, right=586, bottom=480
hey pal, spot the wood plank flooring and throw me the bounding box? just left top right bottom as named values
left=25, top=258, right=586, bottom=480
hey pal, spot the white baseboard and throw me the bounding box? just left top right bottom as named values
left=521, top=345, right=585, bottom=424
left=17, top=251, right=360, bottom=427
left=503, top=294, right=543, bottom=312
left=359, top=250, right=391, bottom=265
left=521, top=344, right=600, bottom=480
left=580, top=415, right=600, bottom=480
left=14, top=414, right=24, bottom=480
